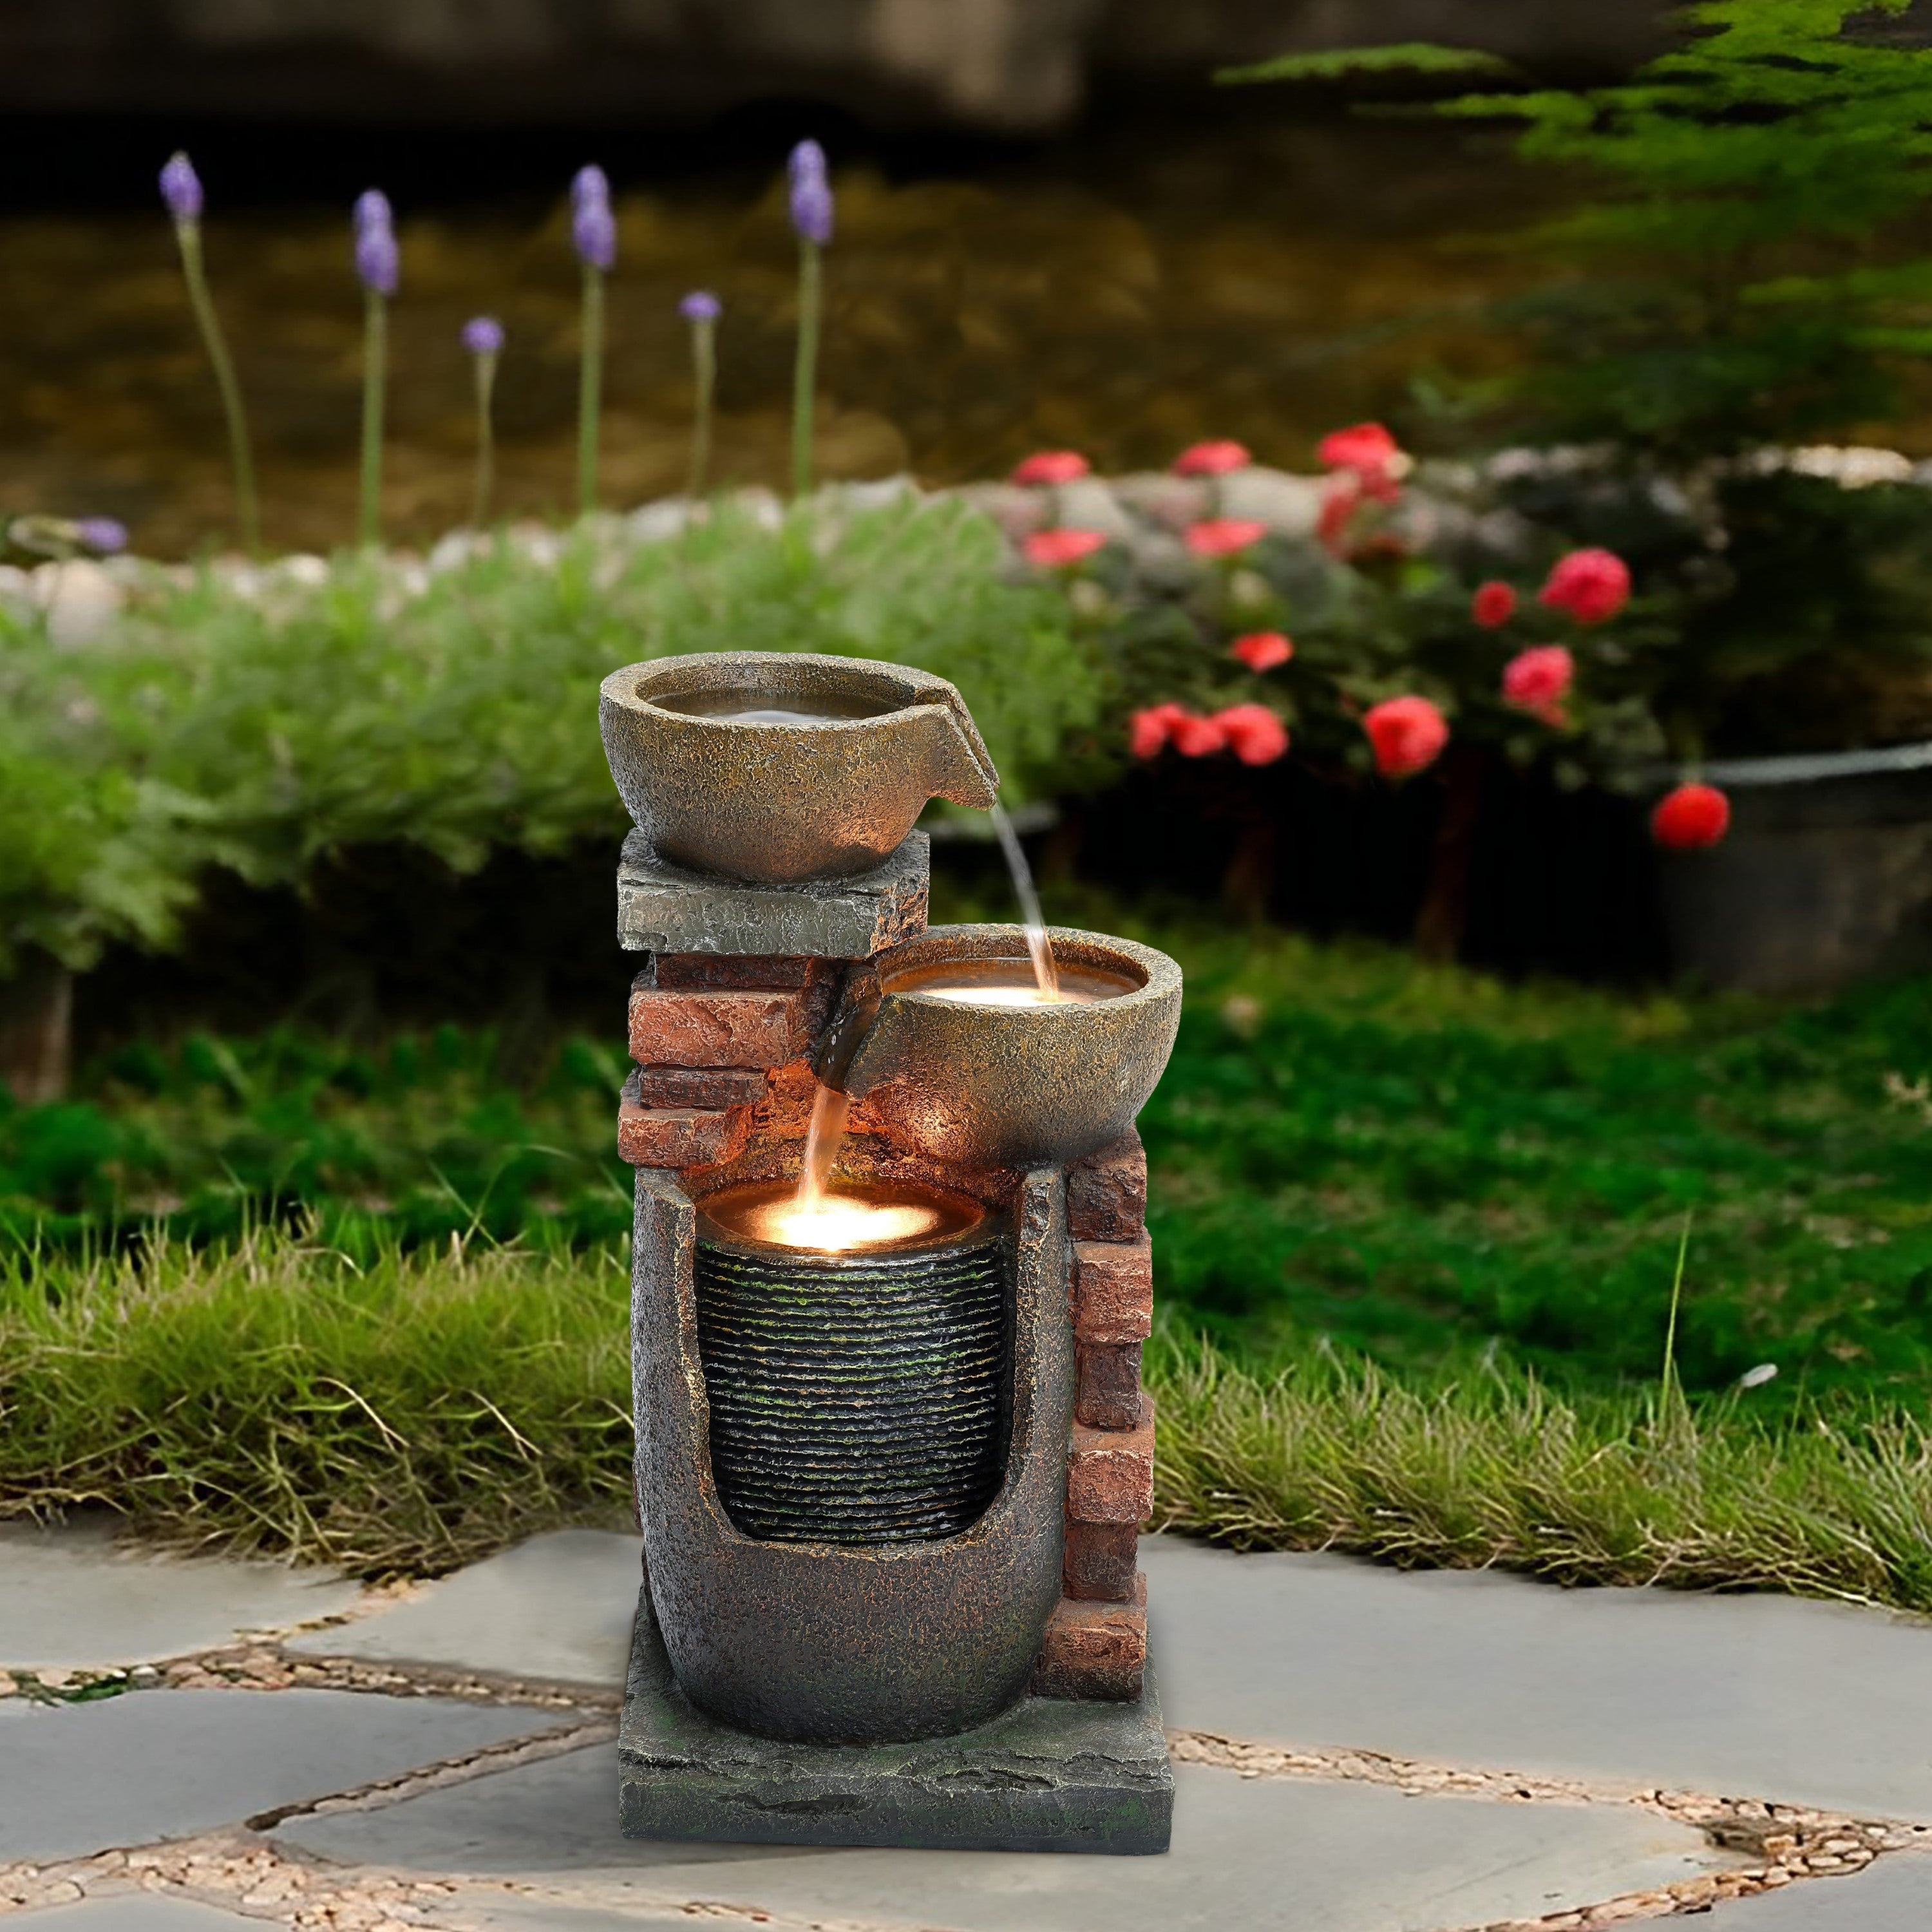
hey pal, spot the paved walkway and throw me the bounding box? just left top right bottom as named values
left=3, top=1522, right=1929, bottom=1931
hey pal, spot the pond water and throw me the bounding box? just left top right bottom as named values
left=2, top=110, right=1555, bottom=557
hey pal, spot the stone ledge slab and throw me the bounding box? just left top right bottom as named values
left=618, top=829, right=929, bottom=959
left=618, top=1582, right=1172, bottom=1854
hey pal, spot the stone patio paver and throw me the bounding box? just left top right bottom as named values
left=0, top=1516, right=362, bottom=1674
left=1141, top=1537, right=1932, bottom=1822
left=276, top=1741, right=1739, bottom=1932
left=17, top=1895, right=266, bottom=1929
left=0, top=1689, right=571, bottom=1866
left=1703, top=1853, right=1932, bottom=1928
left=284, top=1530, right=639, bottom=1686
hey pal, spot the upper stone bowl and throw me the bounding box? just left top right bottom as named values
left=600, top=650, right=999, bottom=884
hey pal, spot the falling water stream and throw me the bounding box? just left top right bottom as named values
left=778, top=800, right=1060, bottom=1242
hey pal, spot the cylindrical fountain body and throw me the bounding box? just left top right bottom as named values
left=693, top=1186, right=1010, bottom=1546
left=633, top=1168, right=1074, bottom=1747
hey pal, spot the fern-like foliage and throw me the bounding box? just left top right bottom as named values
left=1227, top=1, right=1932, bottom=457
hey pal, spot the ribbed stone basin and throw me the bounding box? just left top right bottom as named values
left=692, top=1180, right=1009, bottom=1547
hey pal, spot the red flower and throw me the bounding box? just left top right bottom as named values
left=1011, top=449, right=1090, bottom=487
left=1170, top=711, right=1229, bottom=757
left=1539, top=548, right=1631, bottom=625
left=1502, top=645, right=1574, bottom=716
left=1023, top=527, right=1107, bottom=569
left=1316, top=479, right=1359, bottom=556
left=1364, top=696, right=1449, bottom=779
left=1214, top=703, right=1290, bottom=766
left=1186, top=518, right=1269, bottom=560
left=1231, top=630, right=1293, bottom=672
left=1651, top=782, right=1731, bottom=849
left=1128, top=702, right=1189, bottom=759
left=1173, top=439, right=1251, bottom=477
left=1472, top=580, right=1517, bottom=629
left=1318, top=422, right=1398, bottom=474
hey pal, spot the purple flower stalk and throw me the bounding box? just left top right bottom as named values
left=462, top=315, right=506, bottom=357
left=681, top=293, right=720, bottom=498
left=463, top=319, right=504, bottom=527
left=786, top=142, right=831, bottom=495
left=354, top=189, right=398, bottom=545
left=571, top=167, right=613, bottom=514
left=75, top=516, right=128, bottom=556
left=159, top=152, right=204, bottom=223
left=158, top=151, right=258, bottom=550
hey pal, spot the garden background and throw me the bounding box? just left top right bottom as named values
left=5, top=0, right=1932, bottom=1609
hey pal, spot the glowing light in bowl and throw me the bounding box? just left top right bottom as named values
left=745, top=1195, right=943, bottom=1252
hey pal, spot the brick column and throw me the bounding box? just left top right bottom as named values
left=1035, top=1130, right=1153, bottom=1701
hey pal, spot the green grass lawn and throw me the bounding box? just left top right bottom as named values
left=12, top=893, right=1931, bottom=1404
left=5, top=898, right=1932, bottom=1590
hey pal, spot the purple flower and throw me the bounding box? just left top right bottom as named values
left=788, top=140, right=826, bottom=185
left=353, top=189, right=393, bottom=240
left=462, top=315, right=506, bottom=356
left=790, top=167, right=833, bottom=246
left=571, top=164, right=610, bottom=214
left=355, top=226, right=398, bottom=296
left=159, top=152, right=204, bottom=222
left=679, top=290, right=721, bottom=322
left=75, top=516, right=128, bottom=555
left=352, top=189, right=398, bottom=294
left=573, top=196, right=616, bottom=270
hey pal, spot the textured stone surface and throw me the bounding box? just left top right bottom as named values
left=626, top=983, right=806, bottom=1070
left=601, top=653, right=994, bottom=884
left=616, top=1097, right=748, bottom=1170
left=0, top=1689, right=560, bottom=1864
left=0, top=1513, right=361, bottom=1673
left=1072, top=1236, right=1153, bottom=1342
left=614, top=1581, right=1171, bottom=1852
left=617, top=828, right=929, bottom=958
left=280, top=1749, right=1727, bottom=1932
left=1703, top=1857, right=1932, bottom=1929
left=18, top=1898, right=269, bottom=1930
left=625, top=1065, right=768, bottom=1109
left=1035, top=1578, right=1147, bottom=1701
left=287, top=1530, right=641, bottom=1685
left=1142, top=1536, right=1932, bottom=1823
left=1064, top=1520, right=1139, bottom=1602
left=1075, top=1340, right=1144, bottom=1430
left=1066, top=1133, right=1148, bottom=1242
left=1066, top=1396, right=1156, bottom=1524
left=634, top=1166, right=1074, bottom=1745
left=652, top=954, right=814, bottom=990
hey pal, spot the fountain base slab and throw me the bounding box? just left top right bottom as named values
left=618, top=828, right=929, bottom=958
left=618, top=1581, right=1174, bottom=1854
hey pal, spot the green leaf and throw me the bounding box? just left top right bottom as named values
left=1216, top=43, right=1517, bottom=87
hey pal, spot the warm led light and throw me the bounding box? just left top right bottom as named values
left=917, top=984, right=1097, bottom=1007
left=744, top=1196, right=944, bottom=1252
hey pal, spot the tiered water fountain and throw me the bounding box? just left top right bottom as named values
left=601, top=651, right=1182, bottom=1853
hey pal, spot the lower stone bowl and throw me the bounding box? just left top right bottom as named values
left=835, top=924, right=1182, bottom=1170
left=598, top=650, right=998, bottom=884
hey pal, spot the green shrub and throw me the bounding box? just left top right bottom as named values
left=0, top=497, right=1097, bottom=973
